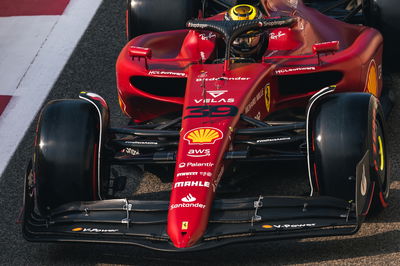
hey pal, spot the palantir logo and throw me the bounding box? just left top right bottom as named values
left=181, top=193, right=196, bottom=203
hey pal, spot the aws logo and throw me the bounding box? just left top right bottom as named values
left=184, top=127, right=223, bottom=145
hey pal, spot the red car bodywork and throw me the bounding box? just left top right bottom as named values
left=116, top=0, right=383, bottom=248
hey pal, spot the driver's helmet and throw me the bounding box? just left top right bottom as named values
left=224, top=4, right=264, bottom=57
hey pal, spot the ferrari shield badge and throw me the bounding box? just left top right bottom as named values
left=182, top=221, right=189, bottom=230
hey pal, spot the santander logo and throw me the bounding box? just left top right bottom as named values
left=181, top=193, right=196, bottom=203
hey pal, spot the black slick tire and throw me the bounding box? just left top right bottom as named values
left=34, top=99, right=102, bottom=215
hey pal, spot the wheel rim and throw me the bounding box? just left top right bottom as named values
left=373, top=121, right=389, bottom=200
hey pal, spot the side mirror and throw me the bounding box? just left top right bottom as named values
left=128, top=46, right=152, bottom=59
left=312, top=41, right=340, bottom=54
left=128, top=46, right=152, bottom=69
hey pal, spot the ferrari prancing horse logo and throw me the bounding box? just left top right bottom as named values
left=182, top=221, right=189, bottom=230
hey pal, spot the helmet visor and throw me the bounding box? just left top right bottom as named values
left=232, top=34, right=261, bottom=52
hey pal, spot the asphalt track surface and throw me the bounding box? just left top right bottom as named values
left=1, top=1, right=400, bottom=265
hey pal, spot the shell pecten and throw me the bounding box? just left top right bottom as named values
left=184, top=127, right=223, bottom=145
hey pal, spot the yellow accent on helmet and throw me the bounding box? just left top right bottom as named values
left=228, top=4, right=258, bottom=21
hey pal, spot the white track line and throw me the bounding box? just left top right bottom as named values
left=0, top=0, right=103, bottom=178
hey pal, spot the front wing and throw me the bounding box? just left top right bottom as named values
left=23, top=194, right=361, bottom=252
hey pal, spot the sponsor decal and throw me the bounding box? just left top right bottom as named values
left=264, top=83, right=271, bottom=112
left=72, top=227, right=119, bottom=233
left=275, top=67, right=316, bottom=75
left=184, top=105, right=238, bottom=119
left=199, top=172, right=212, bottom=177
left=262, top=225, right=273, bottom=229
left=176, top=172, right=198, bottom=177
left=270, top=31, right=286, bottom=40
left=256, top=137, right=291, bottom=143
left=174, top=180, right=210, bottom=188
left=187, top=149, right=211, bottom=157
left=196, top=77, right=250, bottom=82
left=182, top=221, right=189, bottom=230
left=170, top=194, right=207, bottom=210
left=361, top=165, right=367, bottom=196
left=176, top=172, right=212, bottom=178
left=170, top=202, right=206, bottom=210
left=178, top=162, right=214, bottom=168
left=199, top=32, right=216, bottom=40
left=245, top=88, right=264, bottom=113
left=200, top=51, right=206, bottom=61
left=194, top=98, right=234, bottom=104
left=187, top=22, right=208, bottom=29
left=207, top=90, right=227, bottom=98
left=181, top=193, right=196, bottom=202
left=184, top=127, right=223, bottom=145
left=125, top=141, right=158, bottom=145
left=254, top=112, right=261, bottom=120
left=262, top=223, right=316, bottom=229
left=122, top=148, right=139, bottom=156
left=148, top=70, right=186, bottom=77
left=198, top=71, right=207, bottom=78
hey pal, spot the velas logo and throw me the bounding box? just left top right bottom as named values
left=184, top=127, right=223, bottom=145
left=207, top=90, right=227, bottom=98
left=194, top=98, right=234, bottom=104
left=181, top=193, right=196, bottom=203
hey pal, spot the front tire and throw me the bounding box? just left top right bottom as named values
left=34, top=100, right=104, bottom=215
left=309, top=93, right=389, bottom=215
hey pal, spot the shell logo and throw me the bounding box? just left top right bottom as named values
left=184, top=127, right=223, bottom=145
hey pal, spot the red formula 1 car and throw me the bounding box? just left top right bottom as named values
left=23, top=0, right=396, bottom=251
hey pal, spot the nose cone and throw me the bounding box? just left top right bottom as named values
left=167, top=196, right=210, bottom=248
